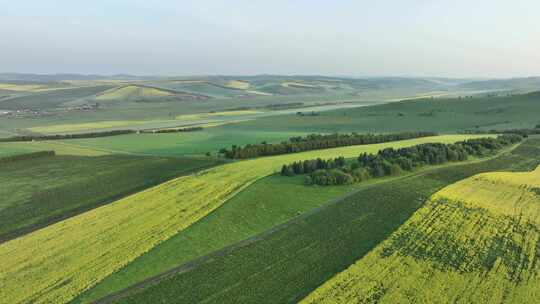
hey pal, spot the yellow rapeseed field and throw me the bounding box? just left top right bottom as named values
left=95, top=85, right=172, bottom=100
left=0, top=135, right=484, bottom=304
left=302, top=166, right=540, bottom=304
left=225, top=80, right=250, bottom=90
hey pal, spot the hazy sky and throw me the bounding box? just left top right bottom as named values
left=1, top=0, right=539, bottom=77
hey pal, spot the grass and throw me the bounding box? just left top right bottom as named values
left=95, top=86, right=173, bottom=100
left=0, top=154, right=218, bottom=242
left=29, top=120, right=151, bottom=133
left=224, top=92, right=540, bottom=133
left=0, top=85, right=114, bottom=110
left=104, top=138, right=540, bottom=304
left=62, top=129, right=307, bottom=156
left=0, top=83, right=50, bottom=92
left=302, top=164, right=540, bottom=303
left=0, top=135, right=479, bottom=304
left=175, top=110, right=262, bottom=120
left=0, top=141, right=109, bottom=157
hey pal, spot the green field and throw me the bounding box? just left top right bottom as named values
left=105, top=138, right=540, bottom=304
left=0, top=85, right=114, bottom=110
left=224, top=92, right=540, bottom=134
left=76, top=141, right=514, bottom=303
left=0, top=140, right=109, bottom=157
left=73, top=174, right=367, bottom=303
left=0, top=135, right=479, bottom=304
left=63, top=129, right=306, bottom=156
left=303, top=163, right=540, bottom=303
left=2, top=74, right=540, bottom=304
left=0, top=75, right=496, bottom=138
left=44, top=92, right=540, bottom=158
left=0, top=154, right=218, bottom=242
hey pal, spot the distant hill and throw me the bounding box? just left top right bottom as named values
left=0, top=73, right=153, bottom=82
left=458, top=76, right=540, bottom=91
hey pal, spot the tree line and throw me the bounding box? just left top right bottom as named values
left=220, top=131, right=437, bottom=159
left=0, top=130, right=135, bottom=142
left=0, top=126, right=204, bottom=142
left=280, top=134, right=523, bottom=186
left=140, top=126, right=203, bottom=134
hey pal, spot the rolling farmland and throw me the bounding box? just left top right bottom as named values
left=3, top=2, right=540, bottom=302
left=0, top=154, right=218, bottom=242
left=302, top=164, right=540, bottom=303
left=103, top=137, right=540, bottom=304
left=0, top=135, right=481, bottom=304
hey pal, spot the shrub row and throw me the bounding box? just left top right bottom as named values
left=141, top=127, right=203, bottom=134
left=220, top=131, right=437, bottom=159
left=281, top=134, right=522, bottom=186
left=0, top=130, right=135, bottom=142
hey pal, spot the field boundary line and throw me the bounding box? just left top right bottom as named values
left=92, top=141, right=520, bottom=304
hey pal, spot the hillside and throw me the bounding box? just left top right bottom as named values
left=93, top=137, right=540, bottom=304
left=302, top=158, right=540, bottom=303
left=0, top=135, right=481, bottom=304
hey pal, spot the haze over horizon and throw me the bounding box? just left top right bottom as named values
left=1, top=0, right=539, bottom=78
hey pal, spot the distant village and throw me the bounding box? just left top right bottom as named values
left=0, top=103, right=100, bottom=119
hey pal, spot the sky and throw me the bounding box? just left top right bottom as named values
left=1, top=0, right=539, bottom=77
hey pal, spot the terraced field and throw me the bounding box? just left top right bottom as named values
left=302, top=163, right=540, bottom=303
left=103, top=137, right=540, bottom=304
left=0, top=135, right=480, bottom=304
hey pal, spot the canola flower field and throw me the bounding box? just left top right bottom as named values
left=0, top=135, right=483, bottom=304
left=302, top=165, right=540, bottom=303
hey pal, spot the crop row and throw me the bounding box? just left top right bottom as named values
left=0, top=135, right=482, bottom=303
left=303, top=152, right=540, bottom=303
left=102, top=138, right=540, bottom=304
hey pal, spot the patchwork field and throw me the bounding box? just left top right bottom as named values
left=103, top=137, right=540, bottom=304
left=0, top=135, right=481, bottom=304
left=77, top=141, right=521, bottom=303
left=302, top=165, right=540, bottom=303
left=225, top=92, right=540, bottom=133
left=74, top=174, right=368, bottom=303
left=63, top=129, right=307, bottom=156
left=0, top=154, right=218, bottom=242
left=0, top=85, right=114, bottom=110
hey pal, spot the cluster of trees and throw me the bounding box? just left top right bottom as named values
left=280, top=157, right=346, bottom=176
left=0, top=130, right=135, bottom=142
left=220, top=131, right=437, bottom=159
left=141, top=126, right=203, bottom=134
left=0, top=151, right=55, bottom=164
left=281, top=134, right=522, bottom=186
